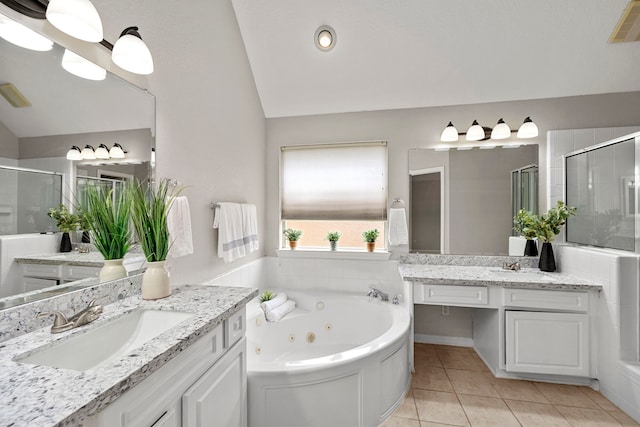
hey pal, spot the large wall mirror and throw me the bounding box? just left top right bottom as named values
left=0, top=16, right=155, bottom=308
left=409, top=145, right=538, bottom=255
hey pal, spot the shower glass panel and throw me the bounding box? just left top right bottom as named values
left=511, top=164, right=539, bottom=235
left=0, top=166, right=62, bottom=235
left=75, top=176, right=127, bottom=211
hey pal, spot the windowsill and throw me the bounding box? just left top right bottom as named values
left=276, top=248, right=391, bottom=260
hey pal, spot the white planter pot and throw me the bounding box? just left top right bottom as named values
left=142, top=260, right=171, bottom=300
left=99, top=259, right=127, bottom=283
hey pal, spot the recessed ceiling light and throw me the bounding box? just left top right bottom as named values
left=314, top=25, right=336, bottom=52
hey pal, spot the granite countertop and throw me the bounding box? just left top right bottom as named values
left=14, top=247, right=146, bottom=267
left=0, top=284, right=258, bottom=427
left=399, top=264, right=601, bottom=291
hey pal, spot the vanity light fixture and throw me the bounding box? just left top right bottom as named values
left=109, top=143, right=125, bottom=159
left=465, top=120, right=488, bottom=141
left=66, top=145, right=82, bottom=160
left=314, top=25, right=336, bottom=52
left=440, top=122, right=459, bottom=142
left=61, top=48, right=106, bottom=81
left=80, top=144, right=96, bottom=159
left=111, top=26, right=154, bottom=75
left=94, top=144, right=110, bottom=159
left=439, top=117, right=539, bottom=143
left=490, top=118, right=511, bottom=140
left=0, top=13, right=53, bottom=51
left=45, top=0, right=104, bottom=43
left=516, top=116, right=539, bottom=139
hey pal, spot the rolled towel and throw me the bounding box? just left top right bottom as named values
left=266, top=300, right=296, bottom=322
left=260, top=293, right=288, bottom=313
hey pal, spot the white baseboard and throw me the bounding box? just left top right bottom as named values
left=414, top=333, right=473, bottom=348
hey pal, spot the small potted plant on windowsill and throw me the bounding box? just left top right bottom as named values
left=513, top=209, right=539, bottom=256
left=47, top=204, right=80, bottom=253
left=362, top=229, right=379, bottom=252
left=326, top=231, right=341, bottom=251
left=283, top=228, right=302, bottom=250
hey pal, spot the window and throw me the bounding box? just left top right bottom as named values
left=280, top=141, right=388, bottom=249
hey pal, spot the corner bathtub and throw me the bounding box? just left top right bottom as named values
left=246, top=290, right=411, bottom=427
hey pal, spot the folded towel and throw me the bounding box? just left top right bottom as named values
left=167, top=196, right=194, bottom=258
left=241, top=203, right=259, bottom=253
left=266, top=299, right=296, bottom=322
left=260, top=293, right=288, bottom=313
left=213, top=203, right=246, bottom=263
left=388, top=207, right=409, bottom=246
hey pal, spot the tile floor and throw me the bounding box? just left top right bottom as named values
left=381, top=343, right=640, bottom=427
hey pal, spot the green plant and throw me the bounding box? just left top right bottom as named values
left=259, top=290, right=275, bottom=302
left=47, top=204, right=80, bottom=233
left=513, top=209, right=538, bottom=240
left=283, top=228, right=302, bottom=241
left=362, top=229, right=379, bottom=243
left=534, top=201, right=577, bottom=243
left=129, top=179, right=179, bottom=263
left=326, top=231, right=341, bottom=242
left=85, top=186, right=131, bottom=260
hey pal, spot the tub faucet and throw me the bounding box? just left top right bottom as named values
left=367, top=287, right=389, bottom=302
left=502, top=261, right=521, bottom=271
left=38, top=299, right=104, bottom=334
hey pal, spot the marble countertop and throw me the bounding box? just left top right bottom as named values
left=399, top=264, right=601, bottom=291
left=14, top=248, right=146, bottom=267
left=0, top=284, right=258, bottom=427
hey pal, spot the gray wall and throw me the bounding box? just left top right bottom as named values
left=0, top=122, right=18, bottom=159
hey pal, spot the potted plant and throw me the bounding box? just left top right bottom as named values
left=362, top=229, right=379, bottom=252
left=76, top=207, right=91, bottom=244
left=85, top=186, right=132, bottom=282
left=532, top=201, right=577, bottom=272
left=129, top=179, right=179, bottom=300
left=326, top=231, right=341, bottom=251
left=283, top=228, right=302, bottom=250
left=47, top=204, right=80, bottom=253
left=513, top=209, right=539, bottom=256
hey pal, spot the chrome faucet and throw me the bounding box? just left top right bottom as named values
left=38, top=299, right=104, bottom=334
left=367, top=287, right=389, bottom=302
left=502, top=261, right=521, bottom=271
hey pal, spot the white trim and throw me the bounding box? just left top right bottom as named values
left=414, top=333, right=473, bottom=348
left=275, top=248, right=391, bottom=260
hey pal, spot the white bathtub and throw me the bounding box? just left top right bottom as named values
left=246, top=290, right=411, bottom=427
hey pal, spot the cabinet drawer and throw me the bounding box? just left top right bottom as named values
left=64, top=265, right=99, bottom=280
left=21, top=263, right=63, bottom=279
left=225, top=308, right=245, bottom=349
left=503, top=288, right=589, bottom=312
left=413, top=284, right=488, bottom=306
left=23, top=277, right=58, bottom=291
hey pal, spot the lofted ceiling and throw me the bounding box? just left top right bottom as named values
left=231, top=0, right=640, bottom=118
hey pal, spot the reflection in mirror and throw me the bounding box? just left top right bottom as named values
left=0, top=17, right=155, bottom=308
left=409, top=145, right=538, bottom=255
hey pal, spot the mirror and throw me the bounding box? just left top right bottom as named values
left=0, top=21, right=155, bottom=308
left=409, top=145, right=538, bottom=255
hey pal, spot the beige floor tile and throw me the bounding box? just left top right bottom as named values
left=578, top=387, right=619, bottom=412
left=393, top=391, right=419, bottom=420
left=505, top=399, right=571, bottom=427
left=486, top=375, right=549, bottom=403
left=608, top=409, right=640, bottom=426
left=379, top=416, right=421, bottom=427
left=413, top=389, right=469, bottom=426
left=457, top=394, right=520, bottom=427
left=432, top=344, right=475, bottom=353
left=555, top=405, right=622, bottom=427
left=420, top=423, right=464, bottom=427
left=446, top=369, right=500, bottom=398
left=436, top=349, right=485, bottom=372
left=415, top=346, right=443, bottom=368
left=411, top=366, right=454, bottom=392
left=534, top=382, right=600, bottom=409
left=471, top=353, right=491, bottom=373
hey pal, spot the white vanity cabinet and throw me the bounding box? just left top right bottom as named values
left=84, top=308, right=247, bottom=427
left=20, top=262, right=99, bottom=290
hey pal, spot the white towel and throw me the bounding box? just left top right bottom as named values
left=241, top=203, right=259, bottom=253
left=167, top=196, right=194, bottom=258
left=213, top=202, right=246, bottom=263
left=388, top=207, right=409, bottom=246
left=266, top=299, right=296, bottom=322
left=260, top=293, right=287, bottom=313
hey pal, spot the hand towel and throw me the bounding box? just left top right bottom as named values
left=266, top=299, right=296, bottom=322
left=167, top=196, right=194, bottom=258
left=260, top=293, right=287, bottom=313
left=241, top=203, right=259, bottom=253
left=388, top=207, right=409, bottom=246
left=213, top=202, right=246, bottom=263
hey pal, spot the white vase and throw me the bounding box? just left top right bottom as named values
left=142, top=260, right=171, bottom=300
left=99, top=259, right=127, bottom=283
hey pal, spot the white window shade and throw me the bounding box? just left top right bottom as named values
left=281, top=142, right=387, bottom=220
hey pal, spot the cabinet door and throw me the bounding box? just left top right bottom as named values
left=505, top=311, right=590, bottom=376
left=183, top=338, right=247, bottom=427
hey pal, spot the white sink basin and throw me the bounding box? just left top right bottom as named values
left=18, top=309, right=194, bottom=372
left=490, top=270, right=557, bottom=282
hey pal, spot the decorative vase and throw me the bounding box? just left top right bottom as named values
left=524, top=239, right=538, bottom=256
left=59, top=232, right=72, bottom=253
left=142, top=261, right=171, bottom=300
left=289, top=240, right=298, bottom=250
left=539, top=242, right=556, bottom=272
left=330, top=241, right=337, bottom=251
left=366, top=242, right=375, bottom=252
left=99, top=259, right=127, bottom=282
left=81, top=231, right=91, bottom=243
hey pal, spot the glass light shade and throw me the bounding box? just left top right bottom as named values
left=318, top=30, right=332, bottom=48
left=112, top=28, right=154, bottom=75
left=66, top=146, right=82, bottom=160
left=440, top=122, right=459, bottom=142
left=490, top=118, right=511, bottom=139
left=465, top=120, right=485, bottom=141
left=109, top=143, right=125, bottom=159
left=61, top=49, right=106, bottom=81
left=46, top=0, right=103, bottom=43
left=517, top=117, right=539, bottom=138
left=0, top=14, right=53, bottom=51
left=94, top=144, right=110, bottom=159
left=80, top=145, right=95, bottom=159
